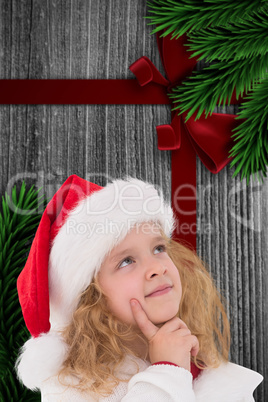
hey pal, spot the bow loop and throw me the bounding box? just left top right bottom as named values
left=185, top=112, right=238, bottom=173
left=129, top=56, right=169, bottom=87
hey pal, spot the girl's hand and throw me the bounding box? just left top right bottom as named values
left=130, top=299, right=199, bottom=372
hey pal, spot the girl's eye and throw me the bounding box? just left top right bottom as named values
left=118, top=257, right=134, bottom=269
left=154, top=244, right=166, bottom=254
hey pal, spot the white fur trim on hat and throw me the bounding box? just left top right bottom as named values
left=16, top=331, right=68, bottom=390
left=48, top=177, right=174, bottom=329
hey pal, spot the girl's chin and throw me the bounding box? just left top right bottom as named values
left=151, top=314, right=178, bottom=327
left=147, top=303, right=180, bottom=325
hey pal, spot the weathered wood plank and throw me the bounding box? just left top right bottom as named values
left=196, top=161, right=267, bottom=401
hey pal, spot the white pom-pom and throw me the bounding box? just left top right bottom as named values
left=15, top=331, right=68, bottom=390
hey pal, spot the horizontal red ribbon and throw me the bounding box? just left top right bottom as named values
left=0, top=79, right=170, bottom=104
left=0, top=78, right=242, bottom=105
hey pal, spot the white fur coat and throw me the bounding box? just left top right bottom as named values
left=40, top=355, right=263, bottom=401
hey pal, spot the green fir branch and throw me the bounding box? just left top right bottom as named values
left=0, top=181, right=45, bottom=401
left=186, top=10, right=268, bottom=61
left=146, top=0, right=267, bottom=38
left=170, top=52, right=268, bottom=121
left=229, top=77, right=268, bottom=183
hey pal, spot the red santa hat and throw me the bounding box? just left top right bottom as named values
left=15, top=174, right=175, bottom=389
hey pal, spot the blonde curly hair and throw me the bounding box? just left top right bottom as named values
left=58, top=235, right=230, bottom=397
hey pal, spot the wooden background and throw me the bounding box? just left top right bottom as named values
left=0, top=1, right=267, bottom=400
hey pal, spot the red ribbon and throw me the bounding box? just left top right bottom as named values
left=0, top=79, right=169, bottom=105
left=0, top=33, right=243, bottom=250
left=130, top=34, right=242, bottom=250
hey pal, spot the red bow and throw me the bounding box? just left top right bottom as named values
left=130, top=34, right=241, bottom=249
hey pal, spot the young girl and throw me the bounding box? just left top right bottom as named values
left=16, top=174, right=263, bottom=401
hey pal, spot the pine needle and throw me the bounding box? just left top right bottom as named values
left=230, top=77, right=268, bottom=183
left=146, top=0, right=267, bottom=38
left=170, top=53, right=268, bottom=121
left=186, top=9, right=268, bottom=61
left=0, top=181, right=45, bottom=401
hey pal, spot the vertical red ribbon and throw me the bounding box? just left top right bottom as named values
left=171, top=115, right=197, bottom=249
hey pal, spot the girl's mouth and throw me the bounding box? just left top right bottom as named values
left=146, top=286, right=172, bottom=297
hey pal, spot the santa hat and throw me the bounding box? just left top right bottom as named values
left=15, top=174, right=175, bottom=390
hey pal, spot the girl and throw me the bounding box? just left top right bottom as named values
left=16, top=175, right=263, bottom=401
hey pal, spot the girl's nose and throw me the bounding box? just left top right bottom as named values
left=145, top=258, right=167, bottom=279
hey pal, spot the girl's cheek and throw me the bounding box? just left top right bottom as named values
left=123, top=282, right=141, bottom=300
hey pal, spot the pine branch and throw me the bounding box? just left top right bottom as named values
left=229, top=77, right=268, bottom=183
left=0, top=181, right=45, bottom=401
left=146, top=0, right=267, bottom=38
left=186, top=10, right=268, bottom=61
left=0, top=368, right=40, bottom=402
left=170, top=53, right=268, bottom=121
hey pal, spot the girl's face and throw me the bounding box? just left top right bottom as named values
left=98, top=223, right=182, bottom=326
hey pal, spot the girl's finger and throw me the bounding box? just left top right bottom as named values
left=158, top=316, right=189, bottom=333
left=175, top=328, right=191, bottom=337
left=189, top=335, right=199, bottom=357
left=130, top=299, right=158, bottom=340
